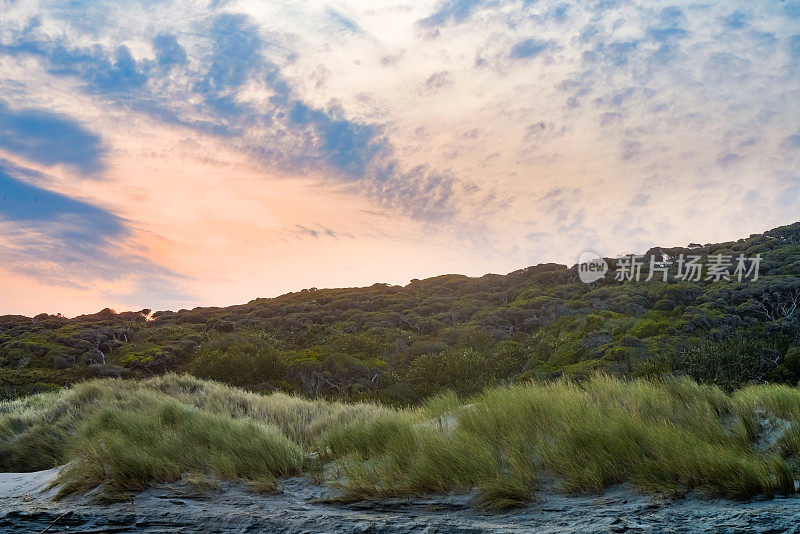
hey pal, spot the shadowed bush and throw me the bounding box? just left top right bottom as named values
left=188, top=331, right=287, bottom=389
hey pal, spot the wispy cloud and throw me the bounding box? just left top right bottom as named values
left=0, top=0, right=797, bottom=314
left=509, top=38, right=555, bottom=59
left=0, top=160, right=185, bottom=301
left=0, top=159, right=117, bottom=228
left=1, top=9, right=471, bottom=223
left=418, top=0, right=491, bottom=28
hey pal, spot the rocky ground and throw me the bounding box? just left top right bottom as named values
left=2, top=468, right=800, bottom=533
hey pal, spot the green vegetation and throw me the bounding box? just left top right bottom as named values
left=3, top=223, right=800, bottom=509
left=322, top=375, right=798, bottom=507
left=58, top=396, right=303, bottom=501
left=3, top=222, right=800, bottom=402
left=2, top=374, right=800, bottom=507
left=0, top=374, right=391, bottom=501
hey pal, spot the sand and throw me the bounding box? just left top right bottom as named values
left=2, top=468, right=800, bottom=533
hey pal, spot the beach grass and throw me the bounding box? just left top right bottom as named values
left=1, top=373, right=799, bottom=506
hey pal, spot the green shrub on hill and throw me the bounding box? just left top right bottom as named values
left=2, top=223, right=800, bottom=401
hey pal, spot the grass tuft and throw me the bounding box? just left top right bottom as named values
left=54, top=392, right=303, bottom=501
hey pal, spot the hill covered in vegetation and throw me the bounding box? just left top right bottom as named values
left=2, top=222, right=800, bottom=402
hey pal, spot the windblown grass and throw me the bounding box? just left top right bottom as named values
left=0, top=374, right=390, bottom=501
left=56, top=393, right=303, bottom=501
left=317, top=375, right=799, bottom=507
left=2, top=373, right=800, bottom=507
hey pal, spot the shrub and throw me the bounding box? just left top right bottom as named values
left=189, top=331, right=287, bottom=388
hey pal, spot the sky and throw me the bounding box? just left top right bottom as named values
left=0, top=0, right=798, bottom=317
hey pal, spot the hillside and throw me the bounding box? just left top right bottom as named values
left=2, top=222, right=800, bottom=402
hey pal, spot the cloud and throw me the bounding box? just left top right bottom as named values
left=294, top=224, right=354, bottom=239
left=509, top=38, right=554, bottom=59
left=1, top=10, right=468, bottom=222
left=789, top=35, right=800, bottom=59
left=620, top=140, right=642, bottom=161
left=0, top=100, right=105, bottom=174
left=550, top=4, right=569, bottom=22
left=205, top=14, right=263, bottom=90
left=288, top=101, right=389, bottom=179
left=185, top=16, right=470, bottom=221
left=380, top=51, right=404, bottom=66
left=600, top=112, right=622, bottom=126
left=187, top=14, right=471, bottom=221
left=194, top=13, right=266, bottom=114
left=423, top=71, right=453, bottom=91
left=0, top=159, right=119, bottom=228
left=717, top=152, right=742, bottom=168
left=325, top=8, right=362, bottom=35
left=782, top=132, right=800, bottom=151
left=418, top=0, right=489, bottom=28
left=784, top=1, right=800, bottom=18
left=152, top=33, right=187, bottom=68
left=294, top=224, right=320, bottom=238
left=0, top=0, right=798, bottom=314
left=658, top=6, right=685, bottom=27
left=643, top=8, right=689, bottom=62
left=2, top=38, right=149, bottom=94
left=0, top=160, right=186, bottom=299
left=541, top=187, right=564, bottom=201
left=595, top=86, right=636, bottom=107
left=584, top=41, right=639, bottom=67
left=645, top=26, right=688, bottom=44
left=721, top=10, right=747, bottom=29
left=361, top=165, right=459, bottom=221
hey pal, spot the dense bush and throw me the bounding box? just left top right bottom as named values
left=2, top=222, right=800, bottom=401
left=189, top=330, right=287, bottom=388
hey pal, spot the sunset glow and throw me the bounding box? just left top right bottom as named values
left=1, top=0, right=799, bottom=316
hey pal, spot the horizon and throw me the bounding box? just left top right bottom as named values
left=1, top=0, right=799, bottom=317
left=12, top=219, right=793, bottom=319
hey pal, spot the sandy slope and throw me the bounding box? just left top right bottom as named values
left=2, top=469, right=800, bottom=533
left=0, top=467, right=61, bottom=500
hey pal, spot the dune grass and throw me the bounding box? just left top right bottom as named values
left=0, top=375, right=390, bottom=501
left=1, top=373, right=800, bottom=507
left=56, top=394, right=304, bottom=501
left=318, top=376, right=797, bottom=507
